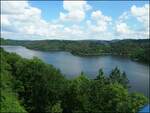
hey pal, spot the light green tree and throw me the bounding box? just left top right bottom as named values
left=52, top=102, right=63, bottom=113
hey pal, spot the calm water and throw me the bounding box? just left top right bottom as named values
left=1, top=46, right=149, bottom=97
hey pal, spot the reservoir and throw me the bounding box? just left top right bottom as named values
left=1, top=46, right=149, bottom=97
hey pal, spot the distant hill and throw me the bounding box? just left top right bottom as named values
left=1, top=38, right=150, bottom=63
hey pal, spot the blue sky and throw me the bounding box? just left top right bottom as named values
left=29, top=1, right=148, bottom=21
left=1, top=1, right=149, bottom=40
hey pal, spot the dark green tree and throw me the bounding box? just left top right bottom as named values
left=109, top=67, right=129, bottom=88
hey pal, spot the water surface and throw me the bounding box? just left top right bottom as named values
left=2, top=46, right=149, bottom=97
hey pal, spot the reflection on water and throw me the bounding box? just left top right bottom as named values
left=1, top=46, right=149, bottom=97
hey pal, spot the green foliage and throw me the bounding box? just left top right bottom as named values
left=109, top=67, right=129, bottom=88
left=89, top=83, right=130, bottom=113
left=1, top=38, right=149, bottom=63
left=51, top=101, right=63, bottom=113
left=96, top=68, right=106, bottom=81
left=128, top=93, right=149, bottom=113
left=0, top=48, right=26, bottom=113
left=1, top=90, right=27, bottom=113
left=96, top=68, right=104, bottom=80
left=0, top=48, right=148, bottom=113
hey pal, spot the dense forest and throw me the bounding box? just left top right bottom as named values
left=1, top=38, right=150, bottom=64
left=0, top=48, right=148, bottom=113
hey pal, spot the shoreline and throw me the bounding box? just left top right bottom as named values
left=1, top=44, right=149, bottom=65
left=25, top=46, right=149, bottom=65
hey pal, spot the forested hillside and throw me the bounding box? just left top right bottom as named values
left=1, top=38, right=150, bottom=64
left=0, top=48, right=148, bottom=113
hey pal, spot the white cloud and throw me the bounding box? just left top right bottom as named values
left=63, top=1, right=91, bottom=11
left=118, top=12, right=130, bottom=23
left=1, top=1, right=42, bottom=32
left=59, top=1, right=91, bottom=22
left=131, top=4, right=149, bottom=26
left=1, top=1, right=65, bottom=38
left=115, top=4, right=149, bottom=39
left=87, top=10, right=112, bottom=33
left=1, top=1, right=29, bottom=14
left=1, top=1, right=92, bottom=40
left=83, top=10, right=113, bottom=40
left=116, top=23, right=131, bottom=35
left=1, top=1, right=149, bottom=40
left=63, top=26, right=85, bottom=40
left=131, top=4, right=149, bottom=38
left=1, top=15, right=11, bottom=26
left=60, top=10, right=85, bottom=22
left=91, top=10, right=111, bottom=22
left=64, top=25, right=83, bottom=35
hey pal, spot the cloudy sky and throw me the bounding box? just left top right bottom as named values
left=1, top=1, right=149, bottom=40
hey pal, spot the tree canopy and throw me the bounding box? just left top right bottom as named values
left=0, top=48, right=148, bottom=113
